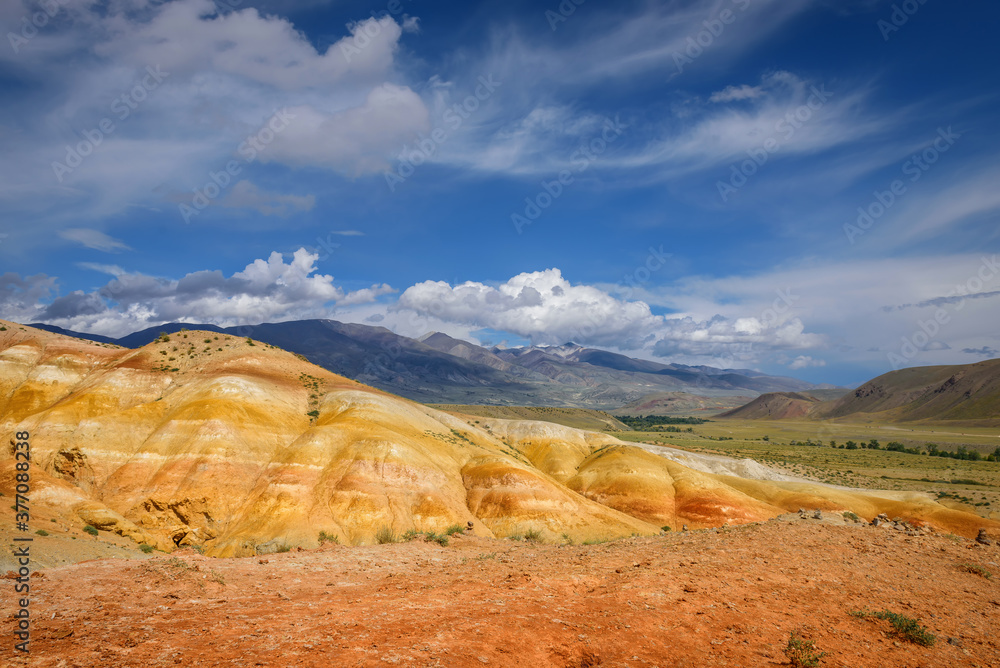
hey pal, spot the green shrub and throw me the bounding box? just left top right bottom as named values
left=139, top=543, right=155, bottom=553
left=276, top=543, right=292, bottom=553
left=784, top=632, right=825, bottom=668
left=403, top=530, right=449, bottom=546
left=842, top=511, right=861, bottom=522
left=661, top=525, right=672, bottom=532
left=444, top=524, right=465, bottom=536
left=35, top=529, right=49, bottom=536
left=375, top=526, right=397, bottom=544
left=318, top=531, right=339, bottom=545
left=524, top=528, right=543, bottom=543
left=427, top=533, right=448, bottom=546
left=958, top=563, right=992, bottom=579
left=306, top=410, right=320, bottom=418
left=851, top=609, right=936, bottom=646
left=83, top=525, right=99, bottom=536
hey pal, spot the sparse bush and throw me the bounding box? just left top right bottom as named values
left=444, top=524, right=465, bottom=536
left=661, top=525, right=672, bottom=532
left=139, top=543, right=155, bottom=553
left=524, top=528, right=543, bottom=543
left=306, top=410, right=320, bottom=418
left=402, top=529, right=449, bottom=546
left=83, top=525, right=99, bottom=536
left=785, top=632, right=825, bottom=667
left=35, top=529, right=49, bottom=536
left=246, top=338, right=255, bottom=346
left=842, top=511, right=861, bottom=522
left=958, top=563, right=992, bottom=579
left=276, top=543, right=292, bottom=553
left=166, top=557, right=194, bottom=571
left=209, top=569, right=226, bottom=586
left=851, top=609, right=936, bottom=646
left=318, top=531, right=339, bottom=545
left=375, top=526, right=397, bottom=544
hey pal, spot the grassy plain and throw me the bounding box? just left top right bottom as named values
left=617, top=419, right=1000, bottom=519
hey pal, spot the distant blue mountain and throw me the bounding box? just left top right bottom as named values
left=27, top=319, right=820, bottom=408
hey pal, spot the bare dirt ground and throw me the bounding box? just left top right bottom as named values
left=4, top=519, right=1000, bottom=668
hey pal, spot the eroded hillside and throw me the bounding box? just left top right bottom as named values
left=1, top=320, right=996, bottom=559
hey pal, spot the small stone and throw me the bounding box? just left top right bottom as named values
left=977, top=529, right=992, bottom=546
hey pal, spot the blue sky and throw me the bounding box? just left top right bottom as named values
left=1, top=0, right=999, bottom=387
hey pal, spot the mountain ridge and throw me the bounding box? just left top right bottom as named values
left=721, top=358, right=1000, bottom=424
left=27, top=319, right=822, bottom=409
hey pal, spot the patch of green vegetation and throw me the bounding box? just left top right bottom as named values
left=403, top=529, right=449, bottom=546
left=209, top=569, right=226, bottom=586
left=851, top=609, right=936, bottom=646
left=83, top=525, right=99, bottom=536
left=524, top=528, right=543, bottom=543
left=661, top=525, right=672, bottom=532
left=616, top=415, right=708, bottom=429
left=444, top=524, right=465, bottom=536
left=375, top=526, right=398, bottom=544
left=842, top=511, right=861, bottom=522
left=166, top=557, right=194, bottom=571
left=784, top=632, right=826, bottom=668
left=958, top=563, right=992, bottom=579
left=35, top=529, right=49, bottom=536
left=275, top=543, right=292, bottom=553
left=306, top=410, right=320, bottom=418
left=139, top=543, right=155, bottom=554
left=318, top=530, right=339, bottom=545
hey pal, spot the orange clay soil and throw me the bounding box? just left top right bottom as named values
left=5, top=518, right=1000, bottom=668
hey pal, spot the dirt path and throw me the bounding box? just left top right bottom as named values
left=5, top=520, right=1000, bottom=667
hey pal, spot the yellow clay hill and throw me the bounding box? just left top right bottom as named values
left=1, top=320, right=995, bottom=556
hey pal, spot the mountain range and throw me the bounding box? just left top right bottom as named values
left=721, top=359, right=1000, bottom=424
left=29, top=319, right=821, bottom=409
left=3, top=319, right=992, bottom=558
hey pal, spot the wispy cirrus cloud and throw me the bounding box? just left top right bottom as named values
left=59, top=228, right=131, bottom=253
